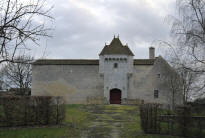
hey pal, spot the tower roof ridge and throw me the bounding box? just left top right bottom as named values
left=99, top=37, right=134, bottom=56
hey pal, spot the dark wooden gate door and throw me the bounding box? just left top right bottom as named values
left=110, top=89, right=121, bottom=104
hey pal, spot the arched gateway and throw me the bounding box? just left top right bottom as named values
left=110, top=89, right=121, bottom=104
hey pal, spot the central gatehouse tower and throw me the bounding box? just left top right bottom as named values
left=99, top=36, right=134, bottom=104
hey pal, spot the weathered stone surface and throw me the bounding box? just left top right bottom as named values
left=32, top=38, right=183, bottom=106
left=32, top=57, right=183, bottom=106
left=32, top=65, right=104, bottom=104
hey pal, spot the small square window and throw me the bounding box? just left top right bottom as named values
left=157, top=74, right=160, bottom=78
left=154, top=90, right=159, bottom=98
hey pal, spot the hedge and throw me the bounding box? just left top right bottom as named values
left=0, top=96, right=65, bottom=127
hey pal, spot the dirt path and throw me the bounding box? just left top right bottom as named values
left=81, top=105, right=140, bottom=138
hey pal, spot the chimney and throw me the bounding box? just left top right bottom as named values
left=149, top=47, right=155, bottom=59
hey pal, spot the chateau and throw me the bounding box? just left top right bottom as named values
left=32, top=37, right=183, bottom=106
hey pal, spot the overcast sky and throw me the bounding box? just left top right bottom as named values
left=32, top=0, right=176, bottom=59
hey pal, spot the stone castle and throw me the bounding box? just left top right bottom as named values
left=32, top=37, right=183, bottom=106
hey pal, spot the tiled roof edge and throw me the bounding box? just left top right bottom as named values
left=33, top=59, right=156, bottom=65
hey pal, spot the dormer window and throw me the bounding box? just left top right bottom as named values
left=114, top=63, right=118, bottom=68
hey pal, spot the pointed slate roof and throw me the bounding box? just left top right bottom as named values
left=99, top=37, right=134, bottom=56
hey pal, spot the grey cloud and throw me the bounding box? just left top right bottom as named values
left=32, top=0, right=175, bottom=59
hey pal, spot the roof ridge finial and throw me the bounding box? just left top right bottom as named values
left=114, top=34, right=115, bottom=38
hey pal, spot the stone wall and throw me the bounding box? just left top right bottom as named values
left=86, top=96, right=108, bottom=104
left=129, top=57, right=183, bottom=106
left=32, top=65, right=104, bottom=104
left=122, top=98, right=142, bottom=105
left=99, top=55, right=133, bottom=101
left=152, top=57, right=183, bottom=106
left=32, top=57, right=183, bottom=106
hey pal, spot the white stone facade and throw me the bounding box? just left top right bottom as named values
left=99, top=55, right=133, bottom=102
left=32, top=37, right=183, bottom=106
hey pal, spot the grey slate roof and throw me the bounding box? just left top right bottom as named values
left=32, top=59, right=99, bottom=65
left=99, top=37, right=134, bottom=56
left=134, top=59, right=155, bottom=65
left=33, top=59, right=156, bottom=65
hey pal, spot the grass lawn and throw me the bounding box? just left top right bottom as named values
left=0, top=105, right=183, bottom=138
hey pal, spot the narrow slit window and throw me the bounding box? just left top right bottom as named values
left=154, top=90, right=159, bottom=98
left=114, top=63, right=118, bottom=68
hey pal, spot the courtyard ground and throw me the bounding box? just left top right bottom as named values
left=0, top=104, right=183, bottom=138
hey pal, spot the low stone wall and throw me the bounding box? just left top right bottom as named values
left=122, top=98, right=142, bottom=105
left=86, top=97, right=143, bottom=105
left=86, top=96, right=108, bottom=105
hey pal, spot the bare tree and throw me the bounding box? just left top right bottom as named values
left=162, top=66, right=183, bottom=109
left=169, top=76, right=180, bottom=109
left=158, top=43, right=199, bottom=102
left=0, top=0, right=53, bottom=64
left=158, top=0, right=205, bottom=100
left=180, top=69, right=196, bottom=103
left=170, top=0, right=205, bottom=73
left=0, top=55, right=33, bottom=95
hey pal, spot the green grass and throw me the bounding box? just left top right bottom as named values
left=0, top=105, right=89, bottom=138
left=0, top=127, right=73, bottom=138
left=0, top=104, right=184, bottom=138
left=119, top=106, right=179, bottom=138
left=65, top=104, right=92, bottom=127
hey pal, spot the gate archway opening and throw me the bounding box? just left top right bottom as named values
left=110, top=88, right=121, bottom=104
